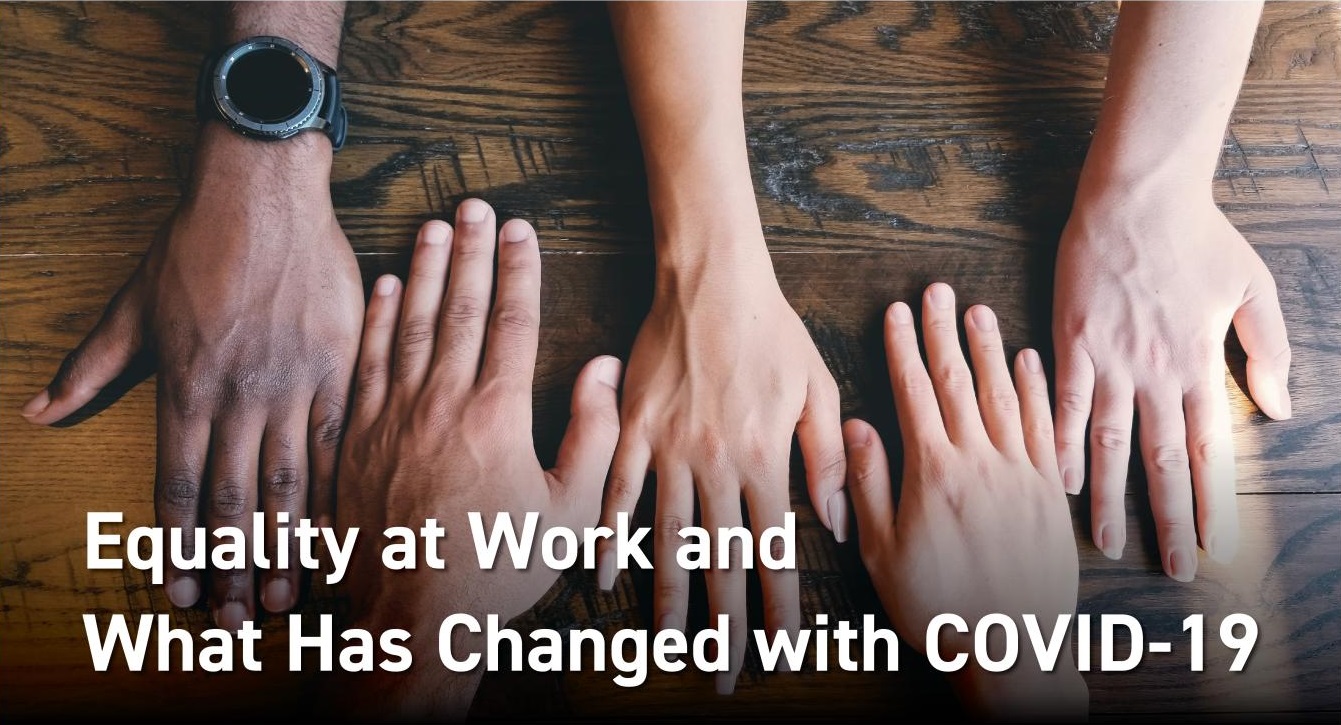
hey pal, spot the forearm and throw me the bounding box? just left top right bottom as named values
left=225, top=1, right=345, bottom=68
left=1080, top=1, right=1262, bottom=196
left=609, top=1, right=769, bottom=282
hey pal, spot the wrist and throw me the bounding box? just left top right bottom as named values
left=1071, top=156, right=1213, bottom=224
left=191, top=121, right=333, bottom=195
left=1075, top=136, right=1215, bottom=208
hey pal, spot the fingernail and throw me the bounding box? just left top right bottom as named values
left=421, top=220, right=450, bottom=245
left=501, top=220, right=533, bottom=244
left=1168, top=548, right=1196, bottom=582
left=458, top=199, right=489, bottom=224
left=166, top=578, right=199, bottom=608
left=596, top=357, right=622, bottom=389
left=213, top=601, right=248, bottom=631
left=889, top=302, right=913, bottom=325
left=1062, top=466, right=1082, bottom=494
left=597, top=553, right=617, bottom=591
left=827, top=492, right=849, bottom=544
left=928, top=283, right=953, bottom=309
left=374, top=275, right=398, bottom=296
left=1097, top=524, right=1123, bottom=560
left=970, top=305, right=996, bottom=332
left=20, top=389, right=50, bottom=418
left=1022, top=348, right=1042, bottom=373
left=715, top=671, right=737, bottom=696
left=261, top=578, right=294, bottom=613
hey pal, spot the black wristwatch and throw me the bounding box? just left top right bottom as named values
left=196, top=35, right=347, bottom=151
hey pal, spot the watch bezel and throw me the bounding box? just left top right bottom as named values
left=209, top=36, right=325, bottom=140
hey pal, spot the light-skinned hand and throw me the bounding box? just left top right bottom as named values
left=847, top=283, right=1087, bottom=721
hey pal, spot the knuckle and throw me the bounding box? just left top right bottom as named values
left=397, top=319, right=437, bottom=351
left=314, top=407, right=346, bottom=449
left=491, top=303, right=536, bottom=336
left=1024, top=417, right=1054, bottom=442
left=932, top=363, right=972, bottom=392
left=264, top=465, right=303, bottom=500
left=814, top=448, right=847, bottom=483
left=357, top=361, right=387, bottom=394
left=499, top=247, right=537, bottom=272
left=1091, top=425, right=1130, bottom=453
left=848, top=460, right=887, bottom=497
left=895, top=369, right=934, bottom=398
left=210, top=480, right=249, bottom=521
left=1149, top=444, right=1189, bottom=475
left=442, top=298, right=486, bottom=325
left=985, top=386, right=1019, bottom=413
left=1057, top=389, right=1089, bottom=415
left=656, top=514, right=688, bottom=545
left=1191, top=438, right=1222, bottom=465
left=159, top=471, right=202, bottom=514
left=607, top=473, right=643, bottom=506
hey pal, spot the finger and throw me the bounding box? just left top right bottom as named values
left=965, top=305, right=1025, bottom=456
left=797, top=368, right=847, bottom=542
left=596, top=437, right=651, bottom=590
left=1053, top=345, right=1095, bottom=495
left=1137, top=389, right=1198, bottom=582
left=260, top=411, right=309, bottom=614
left=479, top=219, right=540, bottom=388
left=842, top=419, right=896, bottom=552
left=550, top=356, right=623, bottom=529
left=392, top=220, right=453, bottom=393
left=1185, top=380, right=1239, bottom=563
left=699, top=479, right=747, bottom=695
left=921, top=283, right=986, bottom=445
left=205, top=416, right=265, bottom=630
left=154, top=395, right=210, bottom=610
left=433, top=198, right=497, bottom=388
left=884, top=301, right=947, bottom=450
left=351, top=275, right=402, bottom=431
left=1089, top=377, right=1133, bottom=560
left=23, top=284, right=142, bottom=425
left=742, top=464, right=800, bottom=651
left=652, top=463, right=693, bottom=637
left=310, top=368, right=352, bottom=531
left=1014, top=349, right=1061, bottom=487
left=1234, top=263, right=1292, bottom=419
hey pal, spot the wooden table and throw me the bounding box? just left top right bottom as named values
left=1, top=2, right=1337, bottom=720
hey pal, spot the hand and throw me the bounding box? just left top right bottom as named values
left=846, top=283, right=1087, bottom=720
left=1053, top=185, right=1291, bottom=580
left=595, top=241, right=845, bottom=694
left=19, top=127, right=364, bottom=625
left=335, top=202, right=622, bottom=719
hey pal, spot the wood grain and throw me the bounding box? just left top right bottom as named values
left=1, top=1, right=1338, bottom=720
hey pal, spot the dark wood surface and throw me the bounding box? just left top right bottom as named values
left=1, top=2, right=1338, bottom=720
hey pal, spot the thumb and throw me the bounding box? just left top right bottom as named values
left=21, top=285, right=143, bottom=426
left=1233, top=263, right=1292, bottom=420
left=549, top=356, right=623, bottom=527
left=798, top=370, right=848, bottom=542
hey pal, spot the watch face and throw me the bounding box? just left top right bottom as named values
left=225, top=47, right=311, bottom=123
left=211, top=36, right=324, bottom=138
